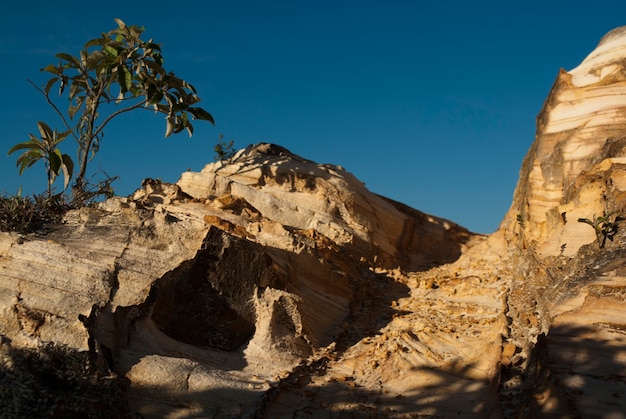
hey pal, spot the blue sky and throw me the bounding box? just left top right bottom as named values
left=2, top=1, right=625, bottom=233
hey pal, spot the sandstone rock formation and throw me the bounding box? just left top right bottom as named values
left=0, top=142, right=476, bottom=417
left=494, top=25, right=626, bottom=417
left=1, top=27, right=626, bottom=418
left=500, top=25, right=626, bottom=259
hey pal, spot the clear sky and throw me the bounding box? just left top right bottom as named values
left=2, top=1, right=625, bottom=233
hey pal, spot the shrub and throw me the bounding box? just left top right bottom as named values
left=0, top=193, right=70, bottom=234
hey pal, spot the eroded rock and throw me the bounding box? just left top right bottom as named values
left=1, top=26, right=626, bottom=419
left=501, top=26, right=626, bottom=259
left=178, top=142, right=472, bottom=272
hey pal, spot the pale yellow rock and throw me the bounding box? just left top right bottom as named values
left=2, top=27, right=626, bottom=418
left=178, top=143, right=471, bottom=271
left=501, top=26, right=626, bottom=257
left=502, top=342, right=517, bottom=358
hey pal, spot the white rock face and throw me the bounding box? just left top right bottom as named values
left=501, top=25, right=626, bottom=257
left=570, top=26, right=626, bottom=87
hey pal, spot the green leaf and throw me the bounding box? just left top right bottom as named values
left=142, top=59, right=166, bottom=76
left=16, top=158, right=30, bottom=175
left=114, top=18, right=126, bottom=29
left=15, top=19, right=216, bottom=195
left=8, top=140, right=40, bottom=155
left=69, top=102, right=80, bottom=120
left=49, top=149, right=62, bottom=175
left=123, top=66, right=132, bottom=91
left=150, top=91, right=164, bottom=105
left=37, top=121, right=54, bottom=140
left=61, top=154, right=74, bottom=190
left=42, top=64, right=61, bottom=75
left=165, top=117, right=175, bottom=138
left=188, top=107, right=215, bottom=124
left=145, top=83, right=157, bottom=102
left=56, top=53, right=79, bottom=66
left=104, top=45, right=119, bottom=58
left=16, top=150, right=43, bottom=175
left=153, top=103, right=169, bottom=113
left=153, top=52, right=163, bottom=66
left=44, top=77, right=59, bottom=95
left=117, top=66, right=128, bottom=95
left=183, top=80, right=198, bottom=94
left=68, top=82, right=81, bottom=100
left=57, top=129, right=72, bottom=143
left=79, top=50, right=87, bottom=67
left=84, top=38, right=104, bottom=49
left=145, top=42, right=162, bottom=52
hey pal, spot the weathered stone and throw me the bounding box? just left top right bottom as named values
left=501, top=26, right=626, bottom=258
left=1, top=26, right=626, bottom=419
left=178, top=143, right=472, bottom=272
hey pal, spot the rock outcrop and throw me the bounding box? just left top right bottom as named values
left=494, top=25, right=626, bottom=417
left=177, top=142, right=471, bottom=272
left=0, top=142, right=477, bottom=417
left=500, top=25, right=626, bottom=259
left=1, top=27, right=626, bottom=419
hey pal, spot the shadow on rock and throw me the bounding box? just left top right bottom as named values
left=540, top=324, right=626, bottom=418
left=0, top=335, right=134, bottom=418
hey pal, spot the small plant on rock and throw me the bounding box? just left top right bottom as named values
left=8, top=121, right=73, bottom=196
left=214, top=134, right=236, bottom=161
left=0, top=193, right=69, bottom=234
left=577, top=212, right=624, bottom=248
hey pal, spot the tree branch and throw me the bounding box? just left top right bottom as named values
left=26, top=78, right=74, bottom=138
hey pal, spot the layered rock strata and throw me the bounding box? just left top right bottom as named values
left=501, top=25, right=626, bottom=259
left=495, top=25, right=626, bottom=417
left=178, top=142, right=471, bottom=272
left=1, top=143, right=481, bottom=417
left=1, top=26, right=626, bottom=419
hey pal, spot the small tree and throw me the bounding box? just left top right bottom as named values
left=10, top=18, right=214, bottom=202
left=8, top=121, right=73, bottom=195
left=214, top=134, right=236, bottom=161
